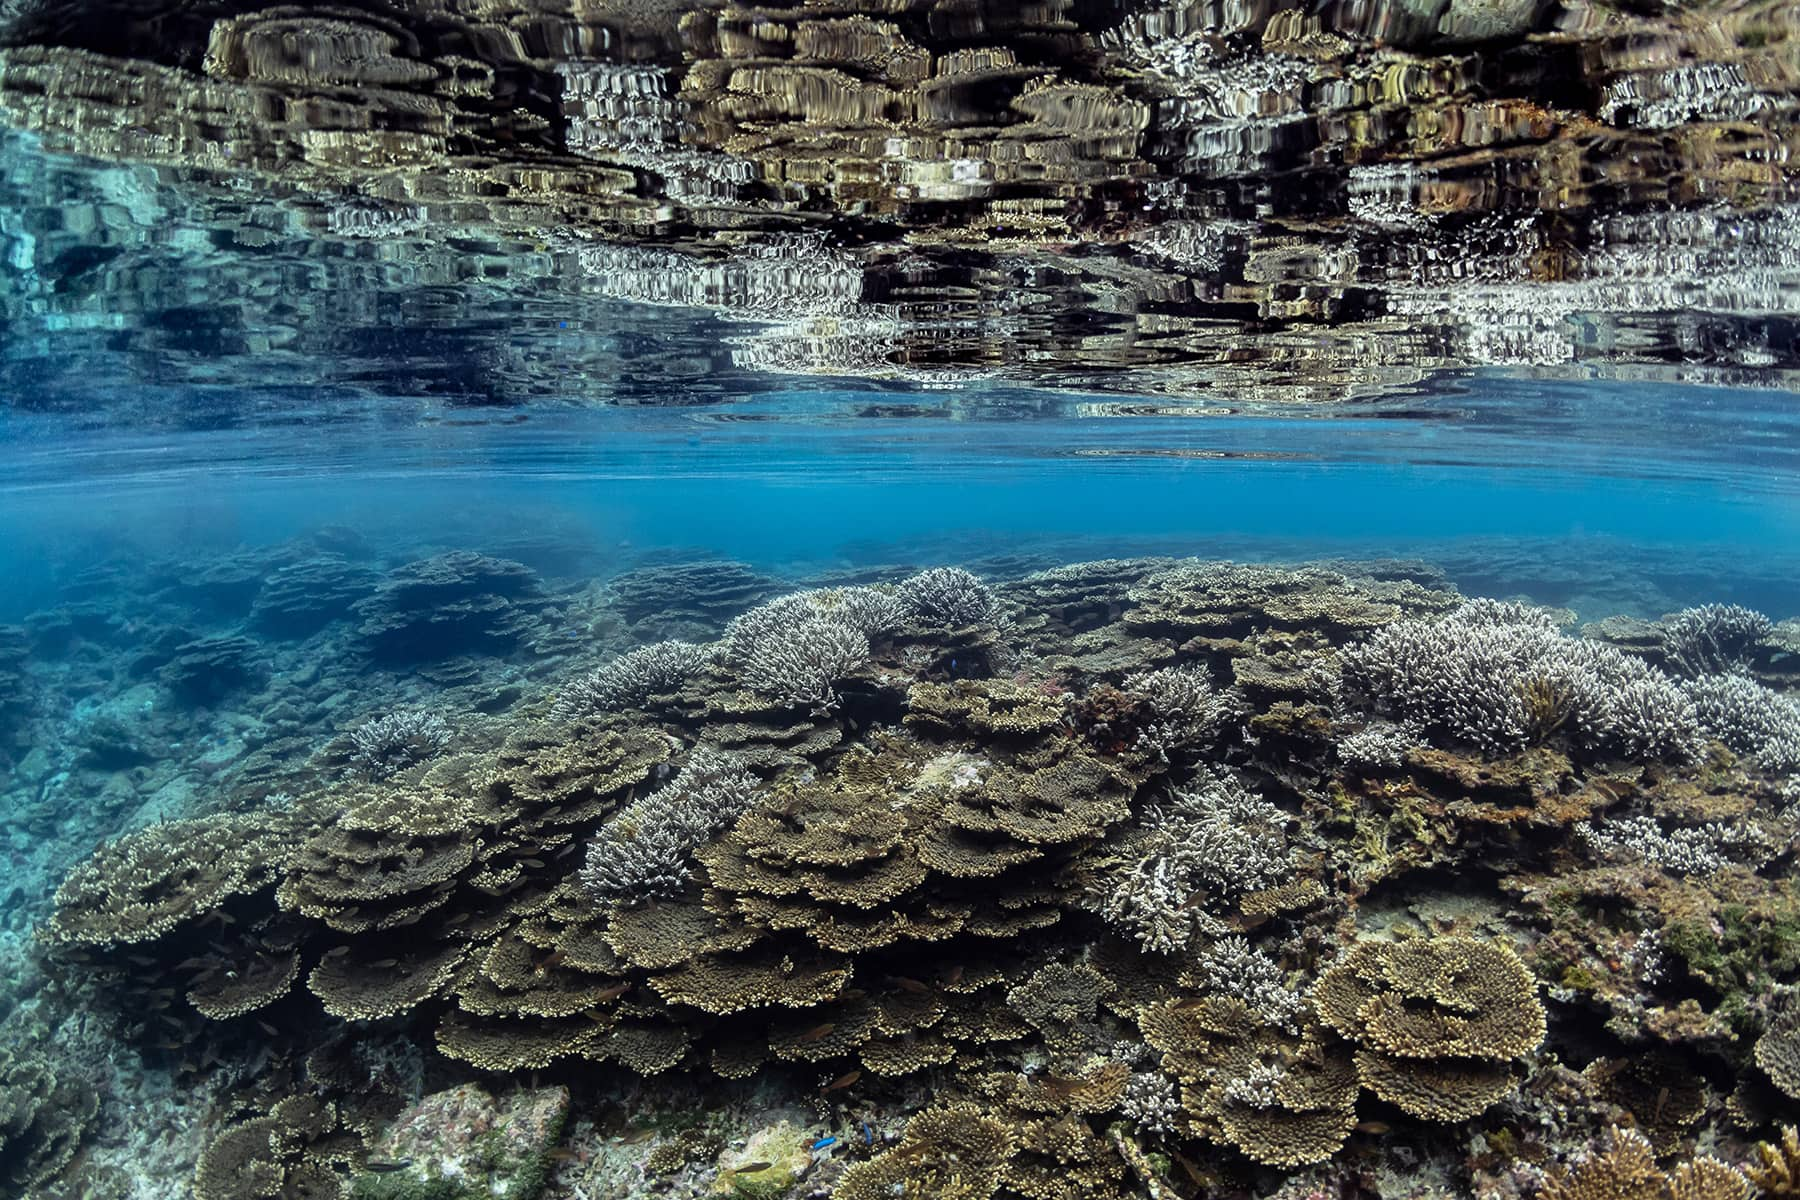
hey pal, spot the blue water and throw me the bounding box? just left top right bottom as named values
left=3, top=371, right=1796, bottom=623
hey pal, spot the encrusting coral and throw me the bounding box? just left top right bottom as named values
left=24, top=557, right=1800, bottom=1198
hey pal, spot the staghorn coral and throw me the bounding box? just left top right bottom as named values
left=1342, top=600, right=1700, bottom=760
left=1121, top=663, right=1241, bottom=760
left=1685, top=672, right=1800, bottom=773
left=348, top=709, right=451, bottom=780
left=580, top=746, right=760, bottom=904
left=1096, top=767, right=1292, bottom=953
left=1662, top=605, right=1775, bottom=678
left=554, top=640, right=711, bottom=716
left=1194, top=936, right=1305, bottom=1031
left=1119, top=1071, right=1181, bottom=1138
left=1337, top=720, right=1419, bottom=769
left=1576, top=814, right=1762, bottom=876
left=724, top=589, right=880, bottom=709
left=899, top=566, right=997, bottom=627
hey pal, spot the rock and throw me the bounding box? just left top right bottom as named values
left=351, top=1083, right=569, bottom=1200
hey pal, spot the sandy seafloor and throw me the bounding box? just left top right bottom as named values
left=2, top=539, right=1800, bottom=1200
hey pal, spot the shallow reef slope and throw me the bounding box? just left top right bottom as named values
left=10, top=557, right=1800, bottom=1200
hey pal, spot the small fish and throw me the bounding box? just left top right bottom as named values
left=1171, top=1151, right=1207, bottom=1187
left=725, top=1161, right=773, bottom=1176
left=126, top=953, right=158, bottom=967
left=369, top=958, right=398, bottom=969
left=861, top=1122, right=873, bottom=1146
left=811, top=1136, right=837, bottom=1152
left=174, top=956, right=212, bottom=971
left=363, top=1159, right=413, bottom=1173
left=547, top=1148, right=578, bottom=1163
left=618, top=1128, right=656, bottom=1144
left=821, top=1069, right=862, bottom=1093
left=323, top=946, right=351, bottom=959
left=945, top=965, right=965, bottom=986
left=888, top=976, right=929, bottom=994
left=595, top=981, right=631, bottom=1001
left=521, top=858, right=546, bottom=869
left=1354, top=1121, right=1392, bottom=1135
left=794, top=1022, right=837, bottom=1044
left=256, top=1019, right=280, bottom=1038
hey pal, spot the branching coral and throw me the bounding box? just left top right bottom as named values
left=1119, top=1071, right=1181, bottom=1138
left=1577, top=814, right=1765, bottom=876
left=580, top=746, right=760, bottom=904
left=1121, top=664, right=1241, bottom=760
left=1539, top=1126, right=1751, bottom=1200
left=1685, top=672, right=1800, bottom=773
left=898, top=566, right=996, bottom=627
left=554, top=640, right=711, bottom=715
left=1661, top=604, right=1773, bottom=678
left=1341, top=600, right=1699, bottom=760
left=1337, top=720, right=1418, bottom=769
left=1194, top=936, right=1305, bottom=1031
left=723, top=588, right=892, bottom=708
left=1096, top=768, right=1291, bottom=953
left=348, top=709, right=451, bottom=779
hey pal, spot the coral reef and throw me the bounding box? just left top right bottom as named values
left=1661, top=605, right=1776, bottom=679
left=1342, top=600, right=1701, bottom=760
left=555, top=641, right=712, bottom=717
left=10, top=555, right=1800, bottom=1200
left=581, top=746, right=760, bottom=904
left=349, top=711, right=453, bottom=781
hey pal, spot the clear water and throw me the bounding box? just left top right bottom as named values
left=6, top=371, right=1797, bottom=626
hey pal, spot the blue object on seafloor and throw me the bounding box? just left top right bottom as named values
left=812, top=1136, right=838, bottom=1152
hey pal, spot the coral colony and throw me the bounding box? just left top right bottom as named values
left=7, top=557, right=1800, bottom=1199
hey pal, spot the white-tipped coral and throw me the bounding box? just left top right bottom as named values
left=348, top=710, right=451, bottom=779
left=1122, top=664, right=1241, bottom=759
left=1661, top=603, right=1773, bottom=678
left=581, top=746, right=760, bottom=904
left=897, top=566, right=996, bottom=627
left=1097, top=768, right=1291, bottom=954
left=723, top=587, right=898, bottom=708
left=1684, top=672, right=1800, bottom=773
left=555, top=640, right=711, bottom=716
left=1341, top=600, right=1699, bottom=760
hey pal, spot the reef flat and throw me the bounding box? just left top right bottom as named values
left=4, top=554, right=1800, bottom=1199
